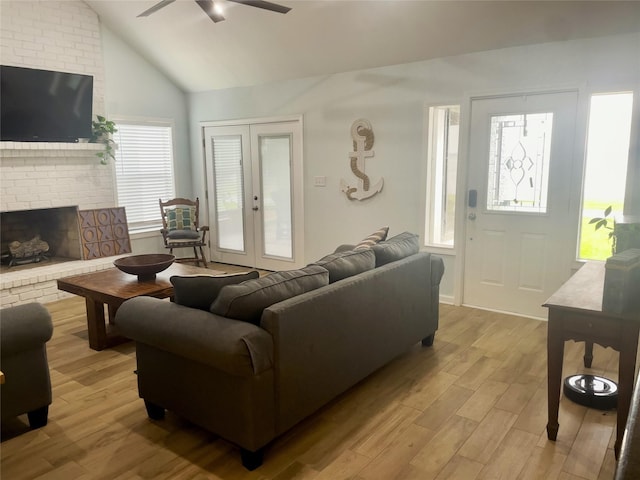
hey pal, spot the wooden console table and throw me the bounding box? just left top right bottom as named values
left=544, top=262, right=640, bottom=458
left=57, top=263, right=221, bottom=351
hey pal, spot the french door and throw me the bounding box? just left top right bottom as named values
left=203, top=119, right=304, bottom=271
left=463, top=91, right=579, bottom=318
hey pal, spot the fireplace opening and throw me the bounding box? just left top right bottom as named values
left=1, top=206, right=82, bottom=272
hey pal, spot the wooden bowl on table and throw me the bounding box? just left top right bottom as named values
left=113, top=254, right=175, bottom=281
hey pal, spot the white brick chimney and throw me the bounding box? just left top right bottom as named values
left=1, top=1, right=122, bottom=307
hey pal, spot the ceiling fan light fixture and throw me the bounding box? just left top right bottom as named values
left=196, top=0, right=226, bottom=22
left=138, top=0, right=290, bottom=24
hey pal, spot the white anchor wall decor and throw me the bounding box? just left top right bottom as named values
left=340, top=118, right=384, bottom=201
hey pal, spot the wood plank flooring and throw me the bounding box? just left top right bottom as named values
left=1, top=272, right=630, bottom=479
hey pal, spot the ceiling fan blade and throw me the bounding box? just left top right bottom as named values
left=228, top=0, right=291, bottom=14
left=137, top=0, right=177, bottom=17
left=195, top=0, right=226, bottom=22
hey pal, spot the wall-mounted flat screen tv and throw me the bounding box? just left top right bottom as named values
left=1, top=65, right=93, bottom=142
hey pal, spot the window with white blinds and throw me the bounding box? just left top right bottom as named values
left=113, top=122, right=175, bottom=231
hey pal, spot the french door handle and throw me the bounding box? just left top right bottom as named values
left=252, top=206, right=259, bottom=211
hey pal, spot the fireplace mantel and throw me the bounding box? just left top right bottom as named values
left=0, top=142, right=104, bottom=158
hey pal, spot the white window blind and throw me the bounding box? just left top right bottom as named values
left=212, top=135, right=245, bottom=250
left=113, top=123, right=175, bottom=231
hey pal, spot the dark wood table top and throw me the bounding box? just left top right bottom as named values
left=544, top=262, right=639, bottom=321
left=57, top=262, right=223, bottom=305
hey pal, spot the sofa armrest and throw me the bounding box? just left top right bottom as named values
left=0, top=303, right=53, bottom=356
left=431, top=255, right=444, bottom=284
left=115, top=297, right=273, bottom=376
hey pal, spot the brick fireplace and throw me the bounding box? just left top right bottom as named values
left=0, top=1, right=123, bottom=307
left=0, top=144, right=123, bottom=307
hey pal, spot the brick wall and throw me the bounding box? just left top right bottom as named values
left=1, top=0, right=106, bottom=115
left=1, top=1, right=119, bottom=307
left=0, top=145, right=116, bottom=212
left=0, top=0, right=114, bottom=211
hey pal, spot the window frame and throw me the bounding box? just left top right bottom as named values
left=577, top=90, right=635, bottom=261
left=111, top=117, right=177, bottom=234
left=423, top=103, right=461, bottom=250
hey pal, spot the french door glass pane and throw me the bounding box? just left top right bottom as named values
left=260, top=135, right=292, bottom=259
left=212, top=135, right=245, bottom=251
left=487, top=113, right=553, bottom=213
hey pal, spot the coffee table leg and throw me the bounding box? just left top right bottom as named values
left=107, top=304, right=118, bottom=325
left=85, top=298, right=107, bottom=351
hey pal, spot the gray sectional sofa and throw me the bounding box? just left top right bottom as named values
left=115, top=232, right=444, bottom=470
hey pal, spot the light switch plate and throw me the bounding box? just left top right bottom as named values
left=314, top=176, right=327, bottom=187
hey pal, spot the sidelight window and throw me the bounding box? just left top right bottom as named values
left=425, top=105, right=460, bottom=247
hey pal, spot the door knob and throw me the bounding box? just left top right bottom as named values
left=468, top=213, right=476, bottom=220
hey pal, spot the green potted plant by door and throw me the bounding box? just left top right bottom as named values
left=589, top=205, right=617, bottom=255
left=90, top=115, right=117, bottom=165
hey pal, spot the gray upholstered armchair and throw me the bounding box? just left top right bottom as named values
left=0, top=303, right=54, bottom=429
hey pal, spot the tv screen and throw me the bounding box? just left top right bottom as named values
left=1, top=65, right=93, bottom=142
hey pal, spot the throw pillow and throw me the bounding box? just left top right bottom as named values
left=170, top=270, right=260, bottom=310
left=210, top=265, right=329, bottom=324
left=354, top=226, right=389, bottom=250
left=311, top=248, right=375, bottom=283
left=166, top=207, right=196, bottom=231
left=371, top=231, right=419, bottom=266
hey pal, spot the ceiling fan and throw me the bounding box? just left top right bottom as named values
left=137, top=0, right=291, bottom=23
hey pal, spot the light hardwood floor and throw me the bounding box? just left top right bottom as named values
left=0, top=269, right=628, bottom=479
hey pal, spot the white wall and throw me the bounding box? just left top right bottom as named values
left=189, top=33, right=640, bottom=298
left=100, top=25, right=192, bottom=198
left=100, top=24, right=192, bottom=253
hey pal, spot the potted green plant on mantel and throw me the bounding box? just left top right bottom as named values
left=90, top=115, right=117, bottom=165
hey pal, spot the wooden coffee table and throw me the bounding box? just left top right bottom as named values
left=57, top=262, right=223, bottom=350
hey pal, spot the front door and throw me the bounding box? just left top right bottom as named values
left=463, top=91, right=579, bottom=318
left=203, top=119, right=304, bottom=271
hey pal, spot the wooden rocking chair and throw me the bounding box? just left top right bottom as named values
left=159, top=197, right=209, bottom=268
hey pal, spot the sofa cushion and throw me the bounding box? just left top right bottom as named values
left=354, top=226, right=389, bottom=250
left=210, top=265, right=329, bottom=324
left=311, top=248, right=375, bottom=283
left=372, top=231, right=420, bottom=266
left=170, top=271, right=260, bottom=311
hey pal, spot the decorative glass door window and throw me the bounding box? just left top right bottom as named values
left=487, top=113, right=553, bottom=213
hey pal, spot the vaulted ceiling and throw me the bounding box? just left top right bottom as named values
left=85, top=0, right=640, bottom=93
